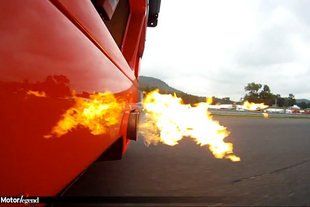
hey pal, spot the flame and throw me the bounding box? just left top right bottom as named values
left=206, top=97, right=213, bottom=105
left=242, top=100, right=268, bottom=111
left=139, top=90, right=240, bottom=162
left=27, top=90, right=46, bottom=97
left=262, top=112, right=269, bottom=118
left=45, top=92, right=125, bottom=138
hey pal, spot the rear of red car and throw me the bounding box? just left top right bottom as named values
left=0, top=0, right=160, bottom=196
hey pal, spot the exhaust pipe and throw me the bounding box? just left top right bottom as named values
left=127, top=109, right=140, bottom=141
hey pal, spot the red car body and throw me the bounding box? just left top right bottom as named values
left=0, top=0, right=159, bottom=196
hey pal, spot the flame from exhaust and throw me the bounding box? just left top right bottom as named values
left=27, top=90, right=46, bottom=97
left=243, top=100, right=269, bottom=111
left=45, top=92, right=125, bottom=138
left=139, top=90, right=240, bottom=162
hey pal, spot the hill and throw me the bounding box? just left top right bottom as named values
left=138, top=76, right=233, bottom=105
left=296, top=99, right=310, bottom=104
left=139, top=76, right=181, bottom=94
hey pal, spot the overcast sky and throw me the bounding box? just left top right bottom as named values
left=140, top=0, right=310, bottom=101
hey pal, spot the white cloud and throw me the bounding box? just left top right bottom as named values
left=141, top=0, right=310, bottom=100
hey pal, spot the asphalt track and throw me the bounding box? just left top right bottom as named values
left=63, top=115, right=310, bottom=206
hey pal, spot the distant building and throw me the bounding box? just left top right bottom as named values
left=290, top=105, right=301, bottom=110
left=265, top=108, right=285, bottom=113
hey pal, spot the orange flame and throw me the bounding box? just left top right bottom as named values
left=27, top=90, right=46, bottom=97
left=45, top=92, right=125, bottom=138
left=139, top=90, right=240, bottom=162
left=242, top=100, right=269, bottom=111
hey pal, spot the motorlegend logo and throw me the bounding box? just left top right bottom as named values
left=1, top=196, right=39, bottom=204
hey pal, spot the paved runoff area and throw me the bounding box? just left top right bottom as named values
left=64, top=116, right=310, bottom=206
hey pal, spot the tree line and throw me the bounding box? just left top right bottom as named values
left=243, top=82, right=298, bottom=108
left=297, top=101, right=310, bottom=109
